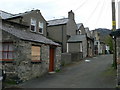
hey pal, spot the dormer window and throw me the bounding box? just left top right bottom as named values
left=31, top=19, right=36, bottom=32
left=39, top=22, right=43, bottom=34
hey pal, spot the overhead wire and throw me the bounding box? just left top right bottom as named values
left=95, top=0, right=106, bottom=28
left=84, top=0, right=101, bottom=24
left=73, top=0, right=112, bottom=29
left=74, top=0, right=89, bottom=12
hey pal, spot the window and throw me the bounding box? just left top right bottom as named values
left=79, top=30, right=81, bottom=35
left=31, top=19, right=36, bottom=32
left=0, top=43, right=14, bottom=62
left=96, top=42, right=98, bottom=45
left=31, top=46, right=41, bottom=62
left=39, top=22, right=44, bottom=34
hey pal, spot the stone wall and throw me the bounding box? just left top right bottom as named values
left=55, top=47, right=61, bottom=70
left=61, top=53, right=72, bottom=65
left=117, top=37, right=120, bottom=85
left=71, top=52, right=83, bottom=61
left=61, top=52, right=83, bottom=65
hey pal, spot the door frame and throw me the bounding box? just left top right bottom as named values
left=49, top=46, right=56, bottom=72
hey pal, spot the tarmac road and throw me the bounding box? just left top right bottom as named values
left=19, top=54, right=116, bottom=88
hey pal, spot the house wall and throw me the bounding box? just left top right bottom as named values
left=68, top=43, right=81, bottom=53
left=66, top=19, right=77, bottom=36
left=94, top=40, right=101, bottom=55
left=47, top=25, right=67, bottom=53
left=47, top=21, right=77, bottom=53
left=117, top=37, right=120, bottom=85
left=15, top=41, right=50, bottom=81
left=87, top=38, right=94, bottom=57
left=2, top=30, right=61, bottom=82
left=80, top=25, right=86, bottom=35
left=86, top=29, right=91, bottom=38
left=82, top=38, right=87, bottom=58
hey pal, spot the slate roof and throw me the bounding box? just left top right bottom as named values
left=77, top=23, right=83, bottom=29
left=5, top=10, right=36, bottom=20
left=1, top=21, right=60, bottom=46
left=47, top=18, right=69, bottom=26
left=68, top=35, right=86, bottom=43
left=0, top=10, right=15, bottom=19
left=1, top=9, right=41, bottom=20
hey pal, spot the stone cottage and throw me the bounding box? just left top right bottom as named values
left=74, top=24, right=94, bottom=58
left=70, top=23, right=87, bottom=58
left=0, top=10, right=61, bottom=82
left=47, top=10, right=78, bottom=53
left=67, top=35, right=86, bottom=59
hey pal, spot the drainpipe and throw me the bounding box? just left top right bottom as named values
left=86, top=34, right=88, bottom=57
left=62, top=25, right=64, bottom=53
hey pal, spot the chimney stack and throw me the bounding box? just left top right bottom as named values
left=68, top=10, right=74, bottom=20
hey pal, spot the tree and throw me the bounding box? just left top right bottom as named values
left=104, top=35, right=113, bottom=53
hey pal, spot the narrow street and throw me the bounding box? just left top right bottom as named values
left=19, top=54, right=116, bottom=88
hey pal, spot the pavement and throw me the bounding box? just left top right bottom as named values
left=17, top=54, right=117, bottom=88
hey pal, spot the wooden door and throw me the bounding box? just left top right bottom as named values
left=49, top=47, right=55, bottom=72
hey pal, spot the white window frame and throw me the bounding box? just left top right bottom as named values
left=30, top=18, right=36, bottom=32
left=39, top=22, right=44, bottom=34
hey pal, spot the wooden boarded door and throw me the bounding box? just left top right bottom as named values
left=49, top=46, right=55, bottom=72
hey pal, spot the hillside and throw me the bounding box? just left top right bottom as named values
left=92, top=28, right=112, bottom=43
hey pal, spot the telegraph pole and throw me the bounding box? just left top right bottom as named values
left=112, top=0, right=117, bottom=69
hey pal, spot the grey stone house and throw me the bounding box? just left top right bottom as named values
left=0, top=10, right=61, bottom=82
left=75, top=24, right=94, bottom=58
left=85, top=27, right=94, bottom=57
left=5, top=9, right=47, bottom=37
left=47, top=10, right=77, bottom=53
left=76, top=23, right=86, bottom=35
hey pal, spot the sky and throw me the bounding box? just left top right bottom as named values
left=0, top=0, right=120, bottom=30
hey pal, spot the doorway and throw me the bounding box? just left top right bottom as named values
left=49, top=46, right=55, bottom=72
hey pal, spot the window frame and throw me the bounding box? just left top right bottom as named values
left=0, top=42, right=14, bottom=62
left=31, top=45, right=41, bottom=63
left=30, top=18, right=36, bottom=32
left=38, top=22, right=44, bottom=34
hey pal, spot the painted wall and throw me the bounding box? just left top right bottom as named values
left=68, top=42, right=81, bottom=53
left=47, top=25, right=67, bottom=53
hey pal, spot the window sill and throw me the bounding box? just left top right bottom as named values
left=31, top=60, right=42, bottom=64
left=0, top=60, right=15, bottom=63
left=38, top=32, right=43, bottom=34
left=30, top=30, right=36, bottom=33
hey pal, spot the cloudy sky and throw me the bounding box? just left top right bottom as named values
left=0, top=0, right=119, bottom=30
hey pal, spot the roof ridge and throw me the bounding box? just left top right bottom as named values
left=14, top=9, right=40, bottom=16
left=48, top=18, right=68, bottom=22
left=77, top=23, right=83, bottom=25
left=0, top=10, right=14, bottom=16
